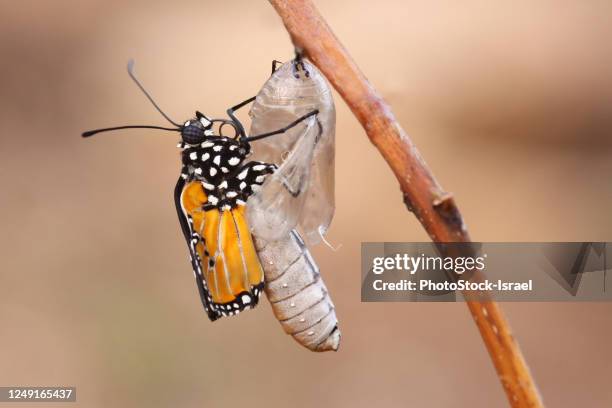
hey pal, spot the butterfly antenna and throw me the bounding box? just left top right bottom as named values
left=127, top=59, right=181, bottom=127
left=81, top=125, right=180, bottom=138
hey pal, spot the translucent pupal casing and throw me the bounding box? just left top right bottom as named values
left=247, top=59, right=336, bottom=245
left=246, top=117, right=317, bottom=241
left=254, top=230, right=341, bottom=352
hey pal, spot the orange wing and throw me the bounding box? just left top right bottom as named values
left=179, top=180, right=264, bottom=320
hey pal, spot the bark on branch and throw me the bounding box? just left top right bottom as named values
left=267, top=1, right=544, bottom=406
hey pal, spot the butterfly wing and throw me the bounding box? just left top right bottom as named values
left=248, top=59, right=336, bottom=244
left=175, top=178, right=264, bottom=321
left=174, top=177, right=218, bottom=320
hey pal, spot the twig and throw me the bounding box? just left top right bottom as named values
left=268, top=1, right=544, bottom=407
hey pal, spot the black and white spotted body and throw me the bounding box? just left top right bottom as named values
left=178, top=113, right=277, bottom=211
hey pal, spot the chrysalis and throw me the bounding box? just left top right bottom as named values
left=247, top=58, right=336, bottom=245
left=254, top=231, right=340, bottom=352
left=248, top=59, right=340, bottom=351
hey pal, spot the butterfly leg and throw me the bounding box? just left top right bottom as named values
left=243, top=109, right=319, bottom=143
left=272, top=59, right=283, bottom=74
left=227, top=68, right=317, bottom=141
left=250, top=114, right=323, bottom=198
left=225, top=96, right=256, bottom=138
left=272, top=58, right=307, bottom=76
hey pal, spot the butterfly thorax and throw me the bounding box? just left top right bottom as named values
left=179, top=137, right=276, bottom=211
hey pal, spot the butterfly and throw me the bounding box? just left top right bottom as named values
left=83, top=60, right=318, bottom=321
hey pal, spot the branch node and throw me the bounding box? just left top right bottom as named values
left=402, top=192, right=415, bottom=212
left=432, top=193, right=465, bottom=233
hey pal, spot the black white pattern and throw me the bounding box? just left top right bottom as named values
left=174, top=121, right=276, bottom=321
left=179, top=136, right=276, bottom=210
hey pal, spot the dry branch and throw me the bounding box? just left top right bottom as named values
left=267, top=1, right=544, bottom=407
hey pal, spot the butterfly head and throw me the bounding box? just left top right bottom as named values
left=181, top=111, right=214, bottom=145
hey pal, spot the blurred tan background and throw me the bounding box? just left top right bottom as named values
left=1, top=0, right=611, bottom=407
